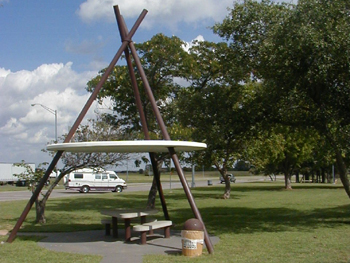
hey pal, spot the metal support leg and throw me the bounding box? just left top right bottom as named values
left=125, top=218, right=131, bottom=242
left=112, top=217, right=118, bottom=238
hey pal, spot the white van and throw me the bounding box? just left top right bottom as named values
left=64, top=168, right=127, bottom=193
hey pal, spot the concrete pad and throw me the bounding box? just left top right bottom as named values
left=18, top=229, right=219, bottom=263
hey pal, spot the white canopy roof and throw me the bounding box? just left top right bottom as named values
left=46, top=140, right=207, bottom=153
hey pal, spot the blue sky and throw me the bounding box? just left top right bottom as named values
left=0, top=0, right=232, bottom=168
left=2, top=1, right=91, bottom=71
left=1, top=1, right=223, bottom=72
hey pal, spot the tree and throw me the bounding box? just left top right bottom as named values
left=87, top=34, right=190, bottom=134
left=177, top=41, right=257, bottom=199
left=28, top=117, right=130, bottom=224
left=248, top=125, right=318, bottom=189
left=87, top=34, right=193, bottom=207
left=213, top=0, right=350, bottom=197
left=14, top=161, right=48, bottom=223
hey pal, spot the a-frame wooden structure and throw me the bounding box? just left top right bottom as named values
left=7, top=6, right=214, bottom=254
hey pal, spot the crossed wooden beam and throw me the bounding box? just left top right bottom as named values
left=7, top=6, right=214, bottom=254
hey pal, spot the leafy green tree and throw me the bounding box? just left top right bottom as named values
left=248, top=125, right=318, bottom=189
left=297, top=136, right=335, bottom=183
left=87, top=34, right=190, bottom=134
left=178, top=41, right=257, bottom=199
left=214, top=0, right=350, bottom=197
left=14, top=161, right=48, bottom=223
left=87, top=34, right=193, bottom=207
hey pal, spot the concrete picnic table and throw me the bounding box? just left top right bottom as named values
left=100, top=208, right=159, bottom=241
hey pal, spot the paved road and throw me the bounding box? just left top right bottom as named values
left=0, top=180, right=213, bottom=202
left=0, top=176, right=267, bottom=202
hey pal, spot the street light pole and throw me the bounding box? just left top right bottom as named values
left=31, top=103, right=58, bottom=142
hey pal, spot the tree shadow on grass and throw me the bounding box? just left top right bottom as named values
left=19, top=203, right=350, bottom=241
left=170, top=204, right=350, bottom=236
left=17, top=193, right=148, bottom=232
left=198, top=182, right=344, bottom=193
left=15, top=184, right=350, bottom=236
left=291, top=184, right=344, bottom=190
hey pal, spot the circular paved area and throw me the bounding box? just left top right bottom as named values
left=16, top=229, right=219, bottom=263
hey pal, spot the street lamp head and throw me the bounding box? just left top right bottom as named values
left=30, top=103, right=58, bottom=142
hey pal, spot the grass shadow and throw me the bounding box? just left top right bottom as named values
left=13, top=182, right=350, bottom=237
left=169, top=204, right=350, bottom=236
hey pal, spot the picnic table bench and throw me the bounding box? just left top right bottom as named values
left=133, top=220, right=172, bottom=244
left=100, top=208, right=158, bottom=241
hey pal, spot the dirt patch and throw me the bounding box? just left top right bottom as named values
left=0, top=230, right=9, bottom=236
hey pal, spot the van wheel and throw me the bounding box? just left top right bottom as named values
left=114, top=186, right=122, bottom=193
left=81, top=186, right=90, bottom=193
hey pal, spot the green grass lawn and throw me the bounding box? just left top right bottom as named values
left=1, top=182, right=349, bottom=263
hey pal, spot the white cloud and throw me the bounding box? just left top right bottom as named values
left=0, top=118, right=25, bottom=135
left=0, top=63, right=100, bottom=165
left=77, top=0, right=233, bottom=29
left=182, top=35, right=204, bottom=53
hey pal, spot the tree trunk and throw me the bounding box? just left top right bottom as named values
left=296, top=171, right=300, bottom=183
left=35, top=199, right=46, bottom=224
left=321, top=168, right=326, bottom=183
left=324, top=131, right=350, bottom=198
left=223, top=178, right=231, bottom=199
left=305, top=172, right=310, bottom=181
left=221, top=171, right=231, bottom=199
left=146, top=178, right=158, bottom=209
left=317, top=170, right=321, bottom=183
left=335, top=149, right=350, bottom=198
left=33, top=171, right=67, bottom=224
left=214, top=163, right=231, bottom=199
left=146, top=158, right=164, bottom=208
left=284, top=173, right=292, bottom=190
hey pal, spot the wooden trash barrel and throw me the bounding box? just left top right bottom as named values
left=181, top=230, right=204, bottom=257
